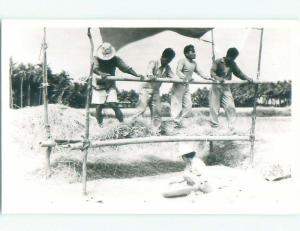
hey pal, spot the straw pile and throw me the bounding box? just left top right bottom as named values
left=9, top=104, right=292, bottom=183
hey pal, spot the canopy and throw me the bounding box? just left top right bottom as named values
left=100, top=28, right=212, bottom=50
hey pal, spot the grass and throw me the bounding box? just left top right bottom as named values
left=10, top=104, right=292, bottom=183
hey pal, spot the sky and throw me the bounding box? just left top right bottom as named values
left=3, top=25, right=293, bottom=94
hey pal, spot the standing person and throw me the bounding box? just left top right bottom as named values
left=209, top=47, right=253, bottom=130
left=171, top=44, right=211, bottom=125
left=162, top=143, right=212, bottom=198
left=91, top=42, right=144, bottom=126
left=132, top=48, right=176, bottom=130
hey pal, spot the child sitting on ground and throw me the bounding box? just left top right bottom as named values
left=162, top=143, right=212, bottom=198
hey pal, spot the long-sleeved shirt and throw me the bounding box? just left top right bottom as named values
left=92, top=56, right=131, bottom=90
left=143, top=59, right=174, bottom=91
left=176, top=58, right=206, bottom=82
left=210, top=58, right=249, bottom=81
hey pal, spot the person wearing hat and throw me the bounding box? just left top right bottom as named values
left=131, top=48, right=176, bottom=130
left=209, top=47, right=253, bottom=131
left=170, top=44, right=212, bottom=126
left=162, top=143, right=212, bottom=198
left=92, top=42, right=144, bottom=126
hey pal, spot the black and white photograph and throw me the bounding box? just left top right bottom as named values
left=1, top=20, right=298, bottom=214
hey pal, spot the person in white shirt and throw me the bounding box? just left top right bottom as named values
left=132, top=48, right=176, bottom=130
left=171, top=44, right=211, bottom=125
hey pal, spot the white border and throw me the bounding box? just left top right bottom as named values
left=1, top=19, right=300, bottom=215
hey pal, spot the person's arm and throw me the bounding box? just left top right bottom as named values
left=165, top=65, right=175, bottom=78
left=127, top=67, right=144, bottom=79
left=231, top=62, right=253, bottom=82
left=168, top=176, right=185, bottom=185
left=176, top=59, right=186, bottom=79
left=146, top=60, right=156, bottom=80
left=116, top=57, right=144, bottom=80
left=210, top=60, right=225, bottom=82
left=192, top=179, right=213, bottom=193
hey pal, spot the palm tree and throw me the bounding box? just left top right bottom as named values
left=47, top=70, right=72, bottom=104
left=26, top=64, right=36, bottom=106
left=16, top=63, right=27, bottom=108
left=33, top=65, right=43, bottom=106
left=9, top=57, right=14, bottom=108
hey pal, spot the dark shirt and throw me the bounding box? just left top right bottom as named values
left=210, top=58, right=249, bottom=81
left=92, top=56, right=131, bottom=90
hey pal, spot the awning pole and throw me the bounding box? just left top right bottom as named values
left=211, top=29, right=216, bottom=62
left=42, top=27, right=52, bottom=177
left=250, top=28, right=264, bottom=166
left=209, top=29, right=216, bottom=153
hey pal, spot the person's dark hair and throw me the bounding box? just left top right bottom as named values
left=162, top=48, right=176, bottom=59
left=183, top=44, right=195, bottom=55
left=226, top=47, right=239, bottom=58
left=182, top=151, right=196, bottom=159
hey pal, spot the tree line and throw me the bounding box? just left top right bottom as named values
left=10, top=61, right=291, bottom=109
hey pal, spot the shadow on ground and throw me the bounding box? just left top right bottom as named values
left=32, top=140, right=250, bottom=183
left=32, top=156, right=185, bottom=183
left=204, top=141, right=250, bottom=167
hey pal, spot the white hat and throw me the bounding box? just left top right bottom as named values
left=177, top=143, right=196, bottom=157
left=96, top=42, right=116, bottom=60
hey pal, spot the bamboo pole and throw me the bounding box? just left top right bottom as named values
left=100, top=76, right=272, bottom=84
left=68, top=135, right=251, bottom=150
left=200, top=30, right=217, bottom=153
left=40, top=135, right=259, bottom=148
left=42, top=27, right=52, bottom=177
left=54, top=139, right=82, bottom=144
left=211, top=29, right=216, bottom=62
left=209, top=29, right=216, bottom=153
left=250, top=28, right=264, bottom=166
left=82, top=28, right=94, bottom=195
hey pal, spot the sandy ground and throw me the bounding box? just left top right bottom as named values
left=2, top=105, right=298, bottom=214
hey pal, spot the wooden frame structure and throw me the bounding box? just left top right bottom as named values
left=40, top=27, right=265, bottom=195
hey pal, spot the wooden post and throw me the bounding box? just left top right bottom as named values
left=82, top=28, right=94, bottom=195
left=250, top=28, right=264, bottom=166
left=202, top=29, right=216, bottom=153
left=42, top=28, right=52, bottom=177
left=211, top=29, right=216, bottom=62
left=9, top=57, right=14, bottom=108
left=68, top=135, right=251, bottom=150
left=209, top=29, right=216, bottom=152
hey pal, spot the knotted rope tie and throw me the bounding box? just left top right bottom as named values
left=81, top=139, right=91, bottom=151
left=249, top=134, right=255, bottom=142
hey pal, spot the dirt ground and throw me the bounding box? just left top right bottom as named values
left=2, top=105, right=298, bottom=214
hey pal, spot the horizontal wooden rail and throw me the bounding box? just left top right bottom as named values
left=52, top=135, right=251, bottom=150
left=100, top=76, right=279, bottom=84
